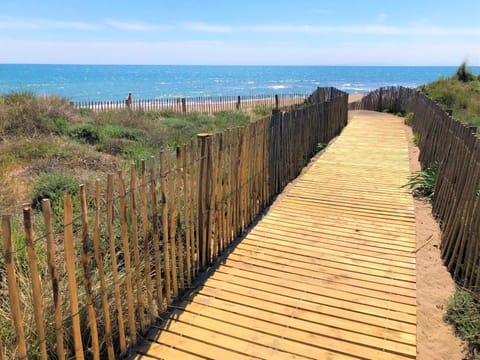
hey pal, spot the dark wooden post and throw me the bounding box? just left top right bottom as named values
left=236, top=96, right=241, bottom=110
left=197, top=133, right=213, bottom=270
left=378, top=87, right=383, bottom=112
left=182, top=98, right=187, bottom=113
left=275, top=94, right=279, bottom=109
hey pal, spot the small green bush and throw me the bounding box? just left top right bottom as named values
left=413, top=132, right=421, bottom=146
left=253, top=105, right=273, bottom=117
left=31, top=172, right=79, bottom=213
left=446, top=288, right=480, bottom=358
left=404, top=163, right=437, bottom=198
left=404, top=112, right=414, bottom=126
left=420, top=66, right=480, bottom=127
left=67, top=124, right=101, bottom=144
left=454, top=62, right=476, bottom=83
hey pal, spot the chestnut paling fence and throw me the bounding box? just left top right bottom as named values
left=74, top=93, right=309, bottom=113
left=351, top=86, right=480, bottom=296
left=0, top=87, right=347, bottom=359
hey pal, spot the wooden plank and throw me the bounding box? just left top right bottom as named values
left=201, top=274, right=415, bottom=323
left=23, top=207, right=48, bottom=360
left=64, top=196, right=85, bottom=359
left=2, top=216, right=28, bottom=359
left=136, top=112, right=417, bottom=359
left=148, top=329, right=261, bottom=360
left=42, top=200, right=66, bottom=360
left=228, top=250, right=416, bottom=291
left=136, top=341, right=205, bottom=360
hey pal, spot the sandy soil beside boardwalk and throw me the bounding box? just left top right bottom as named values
left=403, top=123, right=466, bottom=359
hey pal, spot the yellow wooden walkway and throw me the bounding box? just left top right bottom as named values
left=136, top=111, right=417, bottom=359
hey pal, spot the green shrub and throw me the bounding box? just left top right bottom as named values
left=404, top=164, right=437, bottom=198
left=0, top=92, right=80, bottom=137
left=446, top=288, right=480, bottom=358
left=420, top=68, right=480, bottom=127
left=67, top=123, right=101, bottom=144
left=454, top=62, right=476, bottom=83
left=404, top=112, right=414, bottom=126
left=413, top=132, right=421, bottom=146
left=31, top=172, right=79, bottom=213
left=253, top=105, right=273, bottom=117
left=214, top=111, right=250, bottom=129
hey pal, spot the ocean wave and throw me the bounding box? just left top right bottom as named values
left=269, top=85, right=288, bottom=90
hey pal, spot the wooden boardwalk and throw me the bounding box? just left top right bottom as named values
left=135, top=111, right=417, bottom=359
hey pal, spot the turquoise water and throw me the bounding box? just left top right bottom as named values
left=0, top=64, right=478, bottom=102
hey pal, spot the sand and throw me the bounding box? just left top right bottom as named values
left=404, top=123, right=466, bottom=359
left=348, top=93, right=365, bottom=104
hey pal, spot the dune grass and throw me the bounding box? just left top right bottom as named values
left=419, top=63, right=480, bottom=127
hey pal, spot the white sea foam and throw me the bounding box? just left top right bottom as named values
left=270, top=85, right=288, bottom=90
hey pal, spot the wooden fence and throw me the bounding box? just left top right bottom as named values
left=0, top=87, right=348, bottom=359
left=74, top=93, right=309, bottom=113
left=351, top=86, right=480, bottom=296
left=348, top=86, right=417, bottom=113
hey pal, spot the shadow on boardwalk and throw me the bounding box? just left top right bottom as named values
left=135, top=111, right=417, bottom=360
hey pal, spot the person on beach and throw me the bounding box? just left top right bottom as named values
left=127, top=92, right=132, bottom=109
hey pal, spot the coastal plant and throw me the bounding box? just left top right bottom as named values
left=403, top=163, right=437, bottom=198
left=31, top=172, right=79, bottom=224
left=404, top=112, right=414, bottom=126
left=413, top=132, right=421, bottom=146
left=420, top=64, right=480, bottom=127
left=253, top=105, right=273, bottom=117
left=454, top=62, right=476, bottom=83
left=0, top=92, right=79, bottom=137
left=445, top=288, right=480, bottom=358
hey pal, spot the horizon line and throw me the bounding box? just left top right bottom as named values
left=1, top=62, right=478, bottom=67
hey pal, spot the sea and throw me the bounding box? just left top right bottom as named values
left=0, top=64, right=479, bottom=102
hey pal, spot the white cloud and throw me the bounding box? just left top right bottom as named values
left=0, top=16, right=100, bottom=30
left=182, top=22, right=233, bottom=33
left=2, top=16, right=479, bottom=37
left=1, top=38, right=478, bottom=65
left=105, top=19, right=171, bottom=32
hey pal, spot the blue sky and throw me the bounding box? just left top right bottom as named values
left=1, top=0, right=479, bottom=65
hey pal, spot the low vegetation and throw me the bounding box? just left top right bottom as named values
left=0, top=91, right=261, bottom=358
left=418, top=63, right=480, bottom=358
left=404, top=163, right=437, bottom=198
left=419, top=62, right=480, bottom=127
left=446, top=288, right=480, bottom=359
left=0, top=92, right=252, bottom=215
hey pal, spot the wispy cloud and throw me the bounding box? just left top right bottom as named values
left=175, top=21, right=480, bottom=36
left=1, top=16, right=479, bottom=38
left=0, top=16, right=100, bottom=30
left=105, top=19, right=171, bottom=32
left=182, top=22, right=233, bottom=33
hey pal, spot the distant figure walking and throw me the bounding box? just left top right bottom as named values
left=127, top=92, right=132, bottom=109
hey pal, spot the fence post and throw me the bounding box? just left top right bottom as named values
left=23, top=207, right=48, bottom=360
left=236, top=96, right=241, bottom=110
left=2, top=215, right=28, bottom=360
left=182, top=98, right=187, bottom=113
left=197, top=133, right=213, bottom=270
left=275, top=94, right=279, bottom=109
left=79, top=186, right=100, bottom=360
left=0, top=336, right=4, bottom=360
left=63, top=195, right=85, bottom=359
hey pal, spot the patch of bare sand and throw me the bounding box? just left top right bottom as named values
left=404, top=124, right=467, bottom=359
left=348, top=93, right=364, bottom=103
